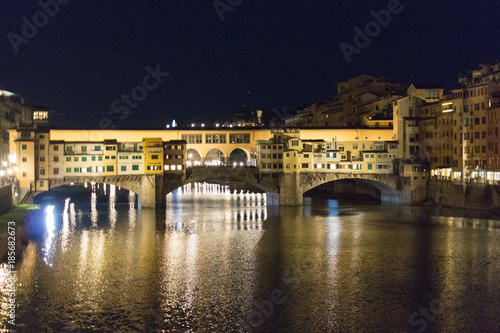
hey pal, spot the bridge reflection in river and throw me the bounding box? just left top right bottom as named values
left=165, top=182, right=267, bottom=233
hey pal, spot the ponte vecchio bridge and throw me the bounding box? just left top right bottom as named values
left=10, top=127, right=426, bottom=207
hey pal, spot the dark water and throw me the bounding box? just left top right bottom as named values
left=2, top=183, right=500, bottom=332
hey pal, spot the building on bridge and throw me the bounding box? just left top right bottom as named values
left=9, top=128, right=189, bottom=193
left=164, top=140, right=187, bottom=173
left=257, top=128, right=399, bottom=175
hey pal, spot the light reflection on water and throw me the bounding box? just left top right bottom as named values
left=1, top=186, right=500, bottom=332
left=42, top=206, right=55, bottom=267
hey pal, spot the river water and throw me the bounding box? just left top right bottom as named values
left=1, top=183, right=500, bottom=332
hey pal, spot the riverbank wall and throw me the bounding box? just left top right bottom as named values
left=0, top=182, right=19, bottom=215
left=427, top=180, right=500, bottom=210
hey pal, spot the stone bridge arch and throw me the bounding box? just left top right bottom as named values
left=48, top=176, right=145, bottom=196
left=184, top=167, right=278, bottom=194
left=39, top=175, right=185, bottom=208
left=280, top=172, right=411, bottom=206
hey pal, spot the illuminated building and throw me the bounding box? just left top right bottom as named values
left=257, top=128, right=397, bottom=175
left=143, top=138, right=164, bottom=174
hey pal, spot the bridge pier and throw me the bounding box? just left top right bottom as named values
left=279, top=173, right=303, bottom=206
left=139, top=174, right=184, bottom=209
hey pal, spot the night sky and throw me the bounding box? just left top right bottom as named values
left=1, top=0, right=499, bottom=128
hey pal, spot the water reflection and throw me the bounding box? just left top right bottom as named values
left=2, top=187, right=500, bottom=331
left=61, top=198, right=71, bottom=252
left=43, top=205, right=56, bottom=266
left=166, top=182, right=267, bottom=233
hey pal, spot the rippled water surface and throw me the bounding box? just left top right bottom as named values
left=2, top=183, right=500, bottom=332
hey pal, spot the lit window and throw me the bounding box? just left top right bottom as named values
left=33, top=111, right=49, bottom=120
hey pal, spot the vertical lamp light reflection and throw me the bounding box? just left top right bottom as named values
left=109, top=185, right=117, bottom=232
left=90, top=192, right=98, bottom=227
left=128, top=192, right=136, bottom=231
left=61, top=198, right=71, bottom=252
left=43, top=205, right=56, bottom=266
left=70, top=203, right=76, bottom=228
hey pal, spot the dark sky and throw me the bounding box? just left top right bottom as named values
left=1, top=0, right=499, bottom=128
